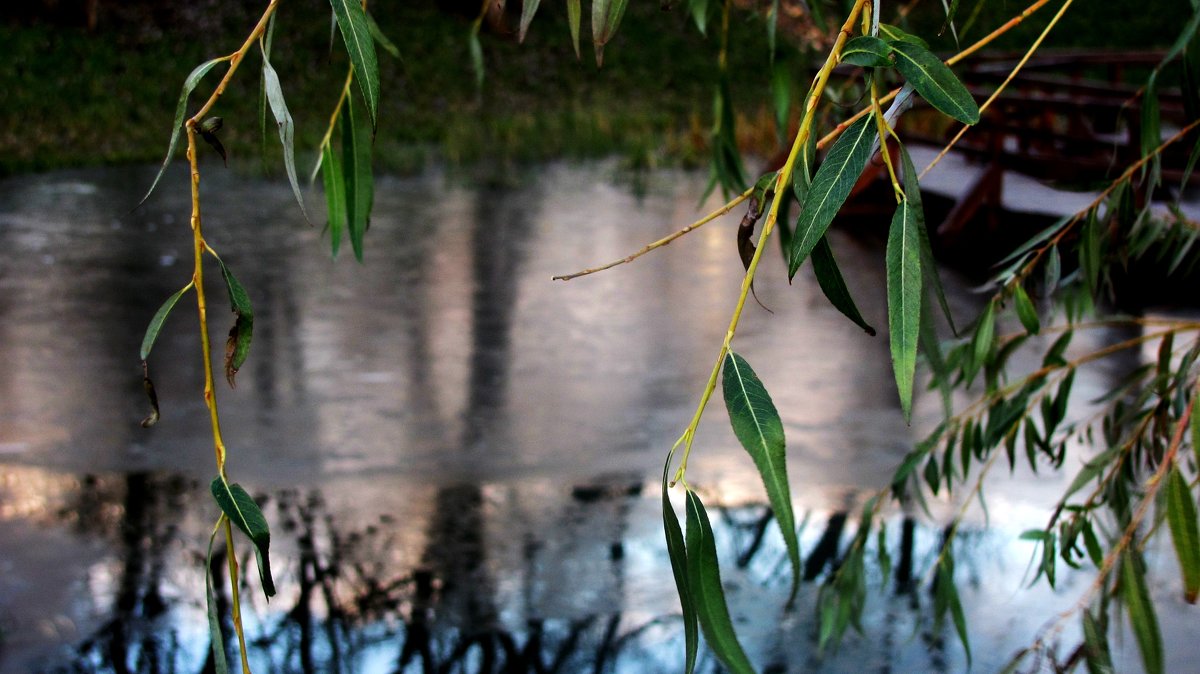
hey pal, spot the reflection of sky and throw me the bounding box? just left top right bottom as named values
left=0, top=162, right=1195, bottom=672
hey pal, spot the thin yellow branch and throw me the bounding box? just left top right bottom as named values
left=187, top=0, right=280, bottom=129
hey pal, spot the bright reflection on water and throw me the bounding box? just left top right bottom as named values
left=0, top=162, right=1193, bottom=673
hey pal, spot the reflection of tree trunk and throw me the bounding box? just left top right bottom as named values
left=895, top=516, right=917, bottom=595
left=803, top=512, right=847, bottom=581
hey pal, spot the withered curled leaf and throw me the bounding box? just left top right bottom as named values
left=140, top=360, right=161, bottom=428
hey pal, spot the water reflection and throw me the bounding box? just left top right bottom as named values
left=0, top=162, right=1193, bottom=672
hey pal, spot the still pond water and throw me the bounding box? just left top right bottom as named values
left=0, top=160, right=1193, bottom=673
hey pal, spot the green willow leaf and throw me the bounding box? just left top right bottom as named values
left=567, top=0, right=582, bottom=59
left=365, top=11, right=401, bottom=59
left=210, top=477, right=276, bottom=599
left=1121, top=551, right=1163, bottom=674
left=261, top=50, right=310, bottom=224
left=770, top=62, right=790, bottom=137
left=216, top=259, right=254, bottom=388
left=812, top=236, right=876, bottom=335
left=1192, top=394, right=1200, bottom=476
left=139, top=57, right=226, bottom=207
left=343, top=91, right=373, bottom=262
left=1082, top=609, right=1114, bottom=674
left=662, top=462, right=698, bottom=674
left=591, top=0, right=630, bottom=66
left=1166, top=466, right=1200, bottom=603
left=206, top=521, right=231, bottom=674
left=792, top=128, right=817, bottom=204
left=722, top=351, right=800, bottom=602
left=879, top=23, right=930, bottom=49
left=321, top=136, right=347, bottom=257
left=841, top=36, right=892, bottom=68
left=887, top=197, right=923, bottom=421
left=518, top=0, right=542, bottom=42
left=1013, top=283, right=1040, bottom=335
left=788, top=113, right=876, bottom=278
left=936, top=556, right=971, bottom=665
left=140, top=284, right=192, bottom=361
left=685, top=491, right=756, bottom=674
left=899, top=145, right=956, bottom=336
left=890, top=41, right=979, bottom=124
left=688, top=0, right=708, bottom=36
left=468, top=28, right=484, bottom=90
left=329, top=0, right=380, bottom=127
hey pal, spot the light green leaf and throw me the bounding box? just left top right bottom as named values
left=329, top=0, right=380, bottom=127
left=139, top=57, right=226, bottom=207
left=787, top=113, right=876, bottom=277
left=567, top=0, right=582, bottom=59
left=792, top=127, right=817, bottom=204
left=722, top=351, right=800, bottom=602
left=964, top=300, right=995, bottom=385
left=890, top=41, right=979, bottom=124
left=1121, top=551, right=1163, bottom=674
left=1013, top=283, right=1040, bottom=335
left=469, top=28, right=484, bottom=90
left=887, top=197, right=923, bottom=421
left=812, top=235, right=876, bottom=335
left=206, top=522, right=231, bottom=674
left=1166, top=465, right=1200, bottom=603
left=366, top=11, right=401, bottom=59
left=260, top=49, right=310, bottom=223
left=140, top=284, right=192, bottom=361
left=321, top=136, right=347, bottom=258
left=841, top=36, right=893, bottom=68
left=688, top=0, right=709, bottom=36
left=663, top=461, right=698, bottom=674
left=879, top=23, right=929, bottom=49
left=518, top=0, right=542, bottom=42
left=210, top=477, right=276, bottom=599
left=685, top=491, right=756, bottom=674
left=591, top=0, right=630, bottom=66
left=343, top=91, right=373, bottom=262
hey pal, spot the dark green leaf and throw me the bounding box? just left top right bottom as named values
left=685, top=491, right=756, bottom=674
left=366, top=11, right=401, bottom=59
left=1192, top=394, right=1200, bottom=475
left=812, top=236, right=876, bottom=335
left=890, top=41, right=979, bottom=124
left=788, top=113, right=876, bottom=277
left=1081, top=520, right=1104, bottom=568
left=468, top=28, right=484, bottom=90
left=210, top=477, right=276, bottom=598
left=841, top=36, right=893, bottom=68
left=140, top=284, right=192, bottom=361
left=216, top=260, right=253, bottom=388
left=722, top=351, right=800, bottom=602
left=139, top=57, right=225, bottom=207
left=261, top=49, right=310, bottom=223
left=888, top=197, right=923, bottom=420
left=518, top=0, right=542, bottom=42
left=591, top=0, right=630, bottom=66
left=1062, top=447, right=1119, bottom=502
left=567, top=0, right=582, bottom=58
left=900, top=146, right=956, bottom=336
left=321, top=136, right=347, bottom=257
left=343, top=91, right=373, bottom=262
left=1045, top=245, right=1062, bottom=294
left=1013, top=283, right=1040, bottom=335
left=770, top=62, right=790, bottom=137
left=1121, top=551, right=1163, bottom=674
left=1082, top=609, right=1114, bottom=674
left=1166, top=465, right=1200, bottom=603
left=937, top=556, right=971, bottom=665
left=966, top=301, right=995, bottom=384
left=662, top=462, right=698, bottom=674
left=329, top=0, right=380, bottom=127
left=792, top=128, right=817, bottom=204
left=206, top=523, right=231, bottom=674
left=879, top=23, right=930, bottom=49
left=1043, top=330, right=1073, bottom=368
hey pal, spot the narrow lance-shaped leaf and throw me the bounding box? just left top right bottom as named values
left=662, top=459, right=698, bottom=674
left=879, top=23, right=930, bottom=49
left=468, top=28, right=484, bottom=91
left=321, top=134, right=347, bottom=257
left=685, top=491, right=756, bottom=674
left=261, top=48, right=311, bottom=223
left=138, top=57, right=226, bottom=207
left=1192, top=393, right=1200, bottom=477
left=206, top=521, right=231, bottom=674
left=210, top=477, right=276, bottom=598
left=889, top=41, right=980, bottom=125
left=1082, top=609, right=1114, bottom=674
left=518, top=0, right=542, bottom=42
left=1166, top=465, right=1200, bottom=603
left=365, top=11, right=401, bottom=59
left=1013, top=283, right=1040, bottom=335
left=935, top=555, right=971, bottom=665
left=329, top=0, right=380, bottom=127
left=887, top=196, right=923, bottom=421
left=591, top=0, right=630, bottom=66
left=788, top=113, right=876, bottom=278
left=141, top=284, right=193, bottom=361
left=567, top=0, right=582, bottom=59
left=689, top=0, right=709, bottom=36
left=723, top=352, right=800, bottom=602
left=899, top=145, right=956, bottom=335
left=1121, top=551, right=1163, bottom=674
left=841, top=36, right=892, bottom=68
left=812, top=236, right=876, bottom=335
left=216, top=259, right=254, bottom=388
left=343, top=91, right=374, bottom=262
